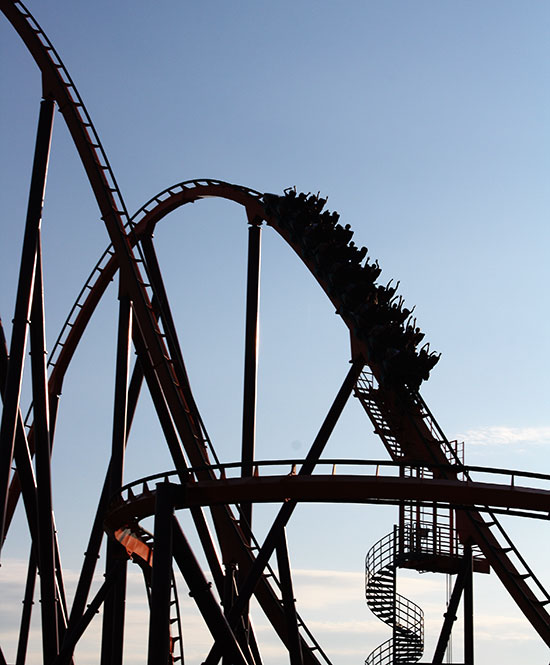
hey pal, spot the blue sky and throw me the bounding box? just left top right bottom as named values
left=1, top=1, right=550, bottom=663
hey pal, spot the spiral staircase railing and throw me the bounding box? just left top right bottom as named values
left=365, top=527, right=423, bottom=665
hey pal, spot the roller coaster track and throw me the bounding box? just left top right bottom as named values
left=0, top=4, right=340, bottom=662
left=354, top=371, right=550, bottom=642
left=2, top=1, right=550, bottom=663
left=102, top=464, right=550, bottom=665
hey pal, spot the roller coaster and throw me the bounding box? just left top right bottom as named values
left=1, top=2, right=549, bottom=664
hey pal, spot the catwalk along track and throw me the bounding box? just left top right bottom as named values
left=1, top=2, right=549, bottom=664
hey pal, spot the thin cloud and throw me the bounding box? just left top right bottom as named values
left=459, top=426, right=550, bottom=447
left=1, top=560, right=543, bottom=664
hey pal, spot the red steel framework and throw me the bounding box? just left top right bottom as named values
left=1, top=2, right=550, bottom=664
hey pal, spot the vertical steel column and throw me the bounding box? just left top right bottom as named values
left=240, top=223, right=262, bottom=539
left=100, top=292, right=132, bottom=665
left=464, top=544, right=474, bottom=665
left=0, top=95, right=54, bottom=551
left=30, top=237, right=59, bottom=662
left=147, top=482, right=174, bottom=665
left=276, top=530, right=303, bottom=665
left=239, top=222, right=261, bottom=649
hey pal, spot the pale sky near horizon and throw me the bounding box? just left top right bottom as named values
left=1, top=1, right=549, bottom=663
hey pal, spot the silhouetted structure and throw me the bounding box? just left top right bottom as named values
left=1, top=3, right=550, bottom=665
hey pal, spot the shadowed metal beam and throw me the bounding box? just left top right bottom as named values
left=106, top=474, right=550, bottom=534
left=15, top=549, right=37, bottom=665
left=101, top=291, right=132, bottom=665
left=239, top=220, right=262, bottom=648
left=0, top=95, right=54, bottom=552
left=463, top=544, right=474, bottom=664
left=241, top=222, right=262, bottom=538
left=147, top=482, right=174, bottom=665
left=432, top=556, right=468, bottom=664
left=276, top=530, right=303, bottom=665
left=53, top=563, right=125, bottom=665
left=30, top=235, right=59, bottom=662
left=171, top=517, right=249, bottom=665
left=65, top=356, right=143, bottom=644
left=202, top=357, right=364, bottom=665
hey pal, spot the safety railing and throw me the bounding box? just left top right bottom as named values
left=114, top=458, right=550, bottom=511
left=365, top=527, right=423, bottom=665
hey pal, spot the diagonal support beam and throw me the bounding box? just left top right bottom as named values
left=0, top=95, right=55, bottom=552
left=171, top=516, right=249, bottom=665
left=432, top=553, right=470, bottom=665
left=203, top=356, right=364, bottom=665
left=15, top=549, right=37, bottom=665
left=53, top=562, right=125, bottom=665
left=65, top=356, right=143, bottom=640
left=276, top=529, right=303, bottom=665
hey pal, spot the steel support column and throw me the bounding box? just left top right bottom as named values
left=241, top=223, right=261, bottom=542
left=109, top=293, right=132, bottom=494
left=464, top=544, right=474, bottom=665
left=54, top=563, right=124, bottom=665
left=15, top=549, right=37, bottom=665
left=101, top=292, right=132, bottom=665
left=239, top=222, right=261, bottom=650
left=432, top=555, right=469, bottom=665
left=222, top=563, right=238, bottom=665
left=30, top=239, right=59, bottom=662
left=147, top=482, right=174, bottom=665
left=0, top=95, right=54, bottom=552
left=221, top=563, right=260, bottom=665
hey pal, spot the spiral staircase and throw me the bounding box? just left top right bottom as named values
left=365, top=527, right=424, bottom=665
